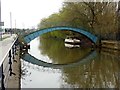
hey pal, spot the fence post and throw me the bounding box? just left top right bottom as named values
left=14, top=43, right=17, bottom=55
left=9, top=50, right=12, bottom=76
left=0, top=65, right=1, bottom=89
left=12, top=45, right=15, bottom=60
left=0, top=64, right=5, bottom=90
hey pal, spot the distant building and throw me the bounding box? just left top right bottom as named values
left=0, top=28, right=5, bottom=34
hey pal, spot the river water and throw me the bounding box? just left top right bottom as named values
left=21, top=37, right=120, bottom=88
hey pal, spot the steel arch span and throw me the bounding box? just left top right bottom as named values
left=24, top=26, right=98, bottom=44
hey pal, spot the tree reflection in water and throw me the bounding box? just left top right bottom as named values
left=39, top=36, right=120, bottom=88
left=39, top=37, right=91, bottom=64
left=21, top=60, right=32, bottom=85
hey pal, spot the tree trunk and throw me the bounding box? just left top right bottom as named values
left=117, top=1, right=120, bottom=40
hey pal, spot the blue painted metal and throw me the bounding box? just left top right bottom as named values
left=24, top=26, right=98, bottom=44
left=22, top=50, right=97, bottom=68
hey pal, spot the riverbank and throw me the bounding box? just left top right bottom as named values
left=101, top=40, right=120, bottom=50
left=0, top=34, right=11, bottom=41
left=7, top=46, right=21, bottom=89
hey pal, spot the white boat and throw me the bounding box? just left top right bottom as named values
left=65, top=43, right=80, bottom=48
left=64, top=36, right=81, bottom=48
left=64, top=36, right=81, bottom=44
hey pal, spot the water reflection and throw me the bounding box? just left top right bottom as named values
left=39, top=37, right=93, bottom=64
left=22, top=50, right=97, bottom=68
left=21, top=37, right=120, bottom=88
left=61, top=52, right=120, bottom=88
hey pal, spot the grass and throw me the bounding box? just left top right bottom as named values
left=0, top=36, right=10, bottom=41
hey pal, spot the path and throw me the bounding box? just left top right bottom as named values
left=0, top=34, right=16, bottom=65
left=0, top=34, right=21, bottom=88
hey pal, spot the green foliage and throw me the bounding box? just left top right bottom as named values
left=38, top=2, right=118, bottom=39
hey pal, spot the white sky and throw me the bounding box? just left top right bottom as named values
left=1, top=0, right=64, bottom=29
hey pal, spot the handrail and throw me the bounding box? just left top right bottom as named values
left=0, top=34, right=18, bottom=89
left=0, top=35, right=18, bottom=67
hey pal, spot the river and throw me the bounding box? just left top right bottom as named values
left=21, top=36, right=120, bottom=88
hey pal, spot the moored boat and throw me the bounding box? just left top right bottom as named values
left=64, top=36, right=81, bottom=48
left=65, top=43, right=80, bottom=48
left=64, top=36, right=81, bottom=44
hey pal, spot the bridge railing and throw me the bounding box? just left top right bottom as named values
left=0, top=36, right=18, bottom=89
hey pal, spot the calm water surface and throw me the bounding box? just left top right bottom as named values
left=21, top=37, right=120, bottom=88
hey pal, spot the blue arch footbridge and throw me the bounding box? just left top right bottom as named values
left=23, top=26, right=98, bottom=44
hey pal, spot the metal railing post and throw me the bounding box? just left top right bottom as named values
left=14, top=43, right=17, bottom=55
left=12, top=45, right=15, bottom=60
left=0, top=37, right=18, bottom=89
left=0, top=65, right=1, bottom=89
left=8, top=50, right=12, bottom=76
left=0, top=64, right=5, bottom=90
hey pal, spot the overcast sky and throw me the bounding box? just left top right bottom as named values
left=1, top=0, right=119, bottom=29
left=1, top=0, right=64, bottom=29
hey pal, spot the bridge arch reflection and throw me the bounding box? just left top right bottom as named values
left=21, top=50, right=97, bottom=69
